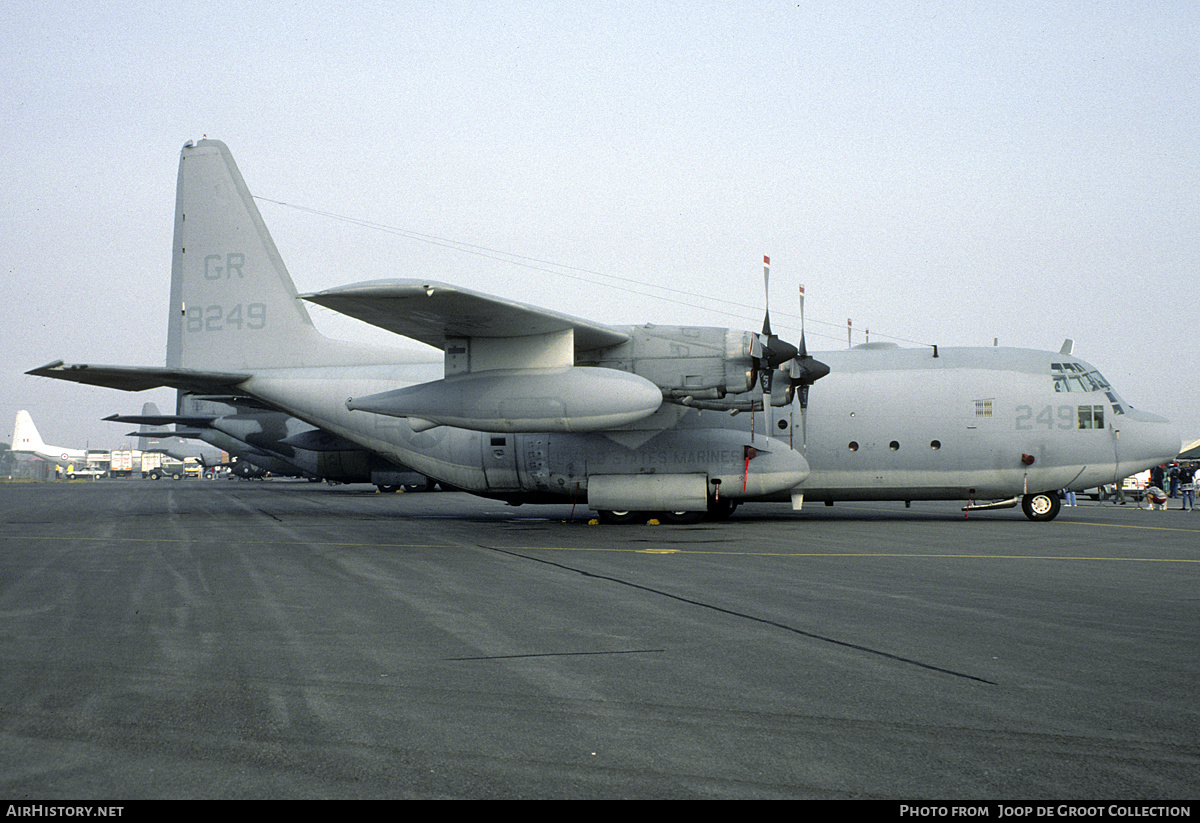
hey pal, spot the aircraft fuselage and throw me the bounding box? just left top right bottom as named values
left=236, top=342, right=1177, bottom=509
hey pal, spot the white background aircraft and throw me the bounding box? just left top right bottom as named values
left=11, top=410, right=93, bottom=469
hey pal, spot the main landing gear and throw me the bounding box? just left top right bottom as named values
left=596, top=499, right=739, bottom=525
left=1021, top=492, right=1062, bottom=522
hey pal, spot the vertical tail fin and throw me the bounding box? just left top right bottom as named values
left=137, top=402, right=166, bottom=451
left=12, top=411, right=45, bottom=451
left=166, top=139, right=335, bottom=372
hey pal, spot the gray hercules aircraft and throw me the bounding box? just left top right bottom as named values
left=110, top=398, right=431, bottom=488
left=29, top=139, right=1181, bottom=522
left=122, top=401, right=224, bottom=464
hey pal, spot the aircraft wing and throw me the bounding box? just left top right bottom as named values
left=27, top=361, right=250, bottom=394
left=302, top=279, right=630, bottom=353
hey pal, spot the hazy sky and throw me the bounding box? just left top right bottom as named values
left=4, top=1, right=1197, bottom=449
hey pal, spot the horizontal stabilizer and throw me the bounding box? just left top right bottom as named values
left=303, top=280, right=630, bottom=354
left=160, top=429, right=209, bottom=440
left=29, top=361, right=249, bottom=394
left=125, top=430, right=209, bottom=440
left=104, top=414, right=218, bottom=427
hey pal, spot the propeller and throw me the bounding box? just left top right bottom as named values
left=751, top=257, right=798, bottom=442
left=779, top=282, right=830, bottom=451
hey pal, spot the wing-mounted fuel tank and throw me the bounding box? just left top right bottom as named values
left=346, top=366, right=665, bottom=433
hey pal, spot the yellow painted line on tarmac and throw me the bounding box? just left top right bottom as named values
left=0, top=534, right=448, bottom=550
left=486, top=546, right=1200, bottom=563
left=1058, top=519, right=1200, bottom=534
left=4, top=532, right=1194, bottom=564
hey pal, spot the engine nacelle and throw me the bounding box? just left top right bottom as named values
left=580, top=326, right=756, bottom=399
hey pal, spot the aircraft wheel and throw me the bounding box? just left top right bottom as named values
left=376, top=484, right=400, bottom=493
left=402, top=477, right=433, bottom=493
left=1021, top=492, right=1061, bottom=522
left=660, top=511, right=706, bottom=525
left=598, top=510, right=648, bottom=525
left=705, top=499, right=738, bottom=521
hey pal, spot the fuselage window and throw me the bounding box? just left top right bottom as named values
left=848, top=441, right=859, bottom=452
left=930, top=440, right=941, bottom=450
left=1077, top=405, right=1105, bottom=429
left=889, top=441, right=900, bottom=451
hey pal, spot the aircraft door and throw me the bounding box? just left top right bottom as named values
left=482, top=434, right=520, bottom=491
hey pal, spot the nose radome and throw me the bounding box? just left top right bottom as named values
left=1118, top=409, right=1181, bottom=471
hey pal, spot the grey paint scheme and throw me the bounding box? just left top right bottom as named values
left=114, top=396, right=422, bottom=485
left=127, top=401, right=224, bottom=465
left=29, top=140, right=1181, bottom=516
left=795, top=345, right=1174, bottom=502
left=109, top=400, right=312, bottom=477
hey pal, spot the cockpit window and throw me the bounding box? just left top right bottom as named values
left=1051, top=363, right=1125, bottom=414
left=1051, top=363, right=1111, bottom=394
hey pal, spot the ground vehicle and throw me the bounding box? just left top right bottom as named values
left=1086, top=470, right=1149, bottom=501
left=109, top=450, right=135, bottom=478
left=144, top=453, right=189, bottom=479
left=63, top=464, right=106, bottom=480
left=140, top=451, right=163, bottom=477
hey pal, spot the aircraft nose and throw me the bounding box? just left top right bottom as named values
left=1117, top=409, right=1181, bottom=473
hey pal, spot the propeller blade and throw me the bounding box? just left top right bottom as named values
left=798, top=283, right=807, bottom=359
left=762, top=255, right=772, bottom=336
left=760, top=366, right=772, bottom=443
left=799, top=384, right=810, bottom=451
